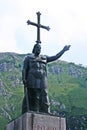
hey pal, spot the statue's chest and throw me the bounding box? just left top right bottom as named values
left=29, top=56, right=47, bottom=69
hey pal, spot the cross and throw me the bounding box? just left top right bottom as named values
left=27, top=12, right=50, bottom=44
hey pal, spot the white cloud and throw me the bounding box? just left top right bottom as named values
left=0, top=0, right=87, bottom=65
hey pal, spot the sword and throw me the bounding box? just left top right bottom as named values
left=25, top=85, right=29, bottom=112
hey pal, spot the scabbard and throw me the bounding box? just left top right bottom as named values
left=25, top=87, right=29, bottom=112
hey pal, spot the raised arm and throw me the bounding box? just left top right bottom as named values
left=47, top=45, right=71, bottom=63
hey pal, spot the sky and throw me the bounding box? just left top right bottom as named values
left=0, top=0, right=87, bottom=66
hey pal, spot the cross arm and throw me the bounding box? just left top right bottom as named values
left=27, top=20, right=38, bottom=27
left=27, top=20, right=50, bottom=31
left=40, top=25, right=50, bottom=31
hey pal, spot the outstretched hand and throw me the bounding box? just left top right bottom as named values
left=63, top=45, right=71, bottom=51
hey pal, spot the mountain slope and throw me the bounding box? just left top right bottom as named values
left=0, top=52, right=87, bottom=130
left=48, top=61, right=87, bottom=115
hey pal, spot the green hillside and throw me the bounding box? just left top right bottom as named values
left=48, top=61, right=87, bottom=116
left=0, top=52, right=87, bottom=130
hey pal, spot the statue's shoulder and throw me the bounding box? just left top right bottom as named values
left=27, top=53, right=34, bottom=58
left=24, top=53, right=34, bottom=60
left=40, top=55, right=47, bottom=59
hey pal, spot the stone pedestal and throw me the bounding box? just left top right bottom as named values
left=5, top=112, right=66, bottom=130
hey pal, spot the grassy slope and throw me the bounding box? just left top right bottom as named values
left=0, top=53, right=87, bottom=129
left=48, top=62, right=87, bottom=116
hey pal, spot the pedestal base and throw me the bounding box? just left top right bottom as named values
left=5, top=112, right=66, bottom=130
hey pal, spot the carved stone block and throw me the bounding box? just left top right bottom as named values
left=5, top=112, right=66, bottom=130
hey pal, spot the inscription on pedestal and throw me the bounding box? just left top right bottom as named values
left=33, top=114, right=65, bottom=130
left=34, top=124, right=56, bottom=130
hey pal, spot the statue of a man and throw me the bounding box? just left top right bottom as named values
left=22, top=43, right=70, bottom=114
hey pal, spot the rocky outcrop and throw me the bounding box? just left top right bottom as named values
left=68, top=64, right=83, bottom=78
left=0, top=62, right=15, bottom=72
left=49, top=65, right=63, bottom=75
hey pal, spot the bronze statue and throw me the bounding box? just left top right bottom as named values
left=22, top=43, right=70, bottom=114
left=22, top=12, right=71, bottom=114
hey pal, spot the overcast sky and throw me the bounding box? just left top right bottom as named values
left=0, top=0, right=87, bottom=66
